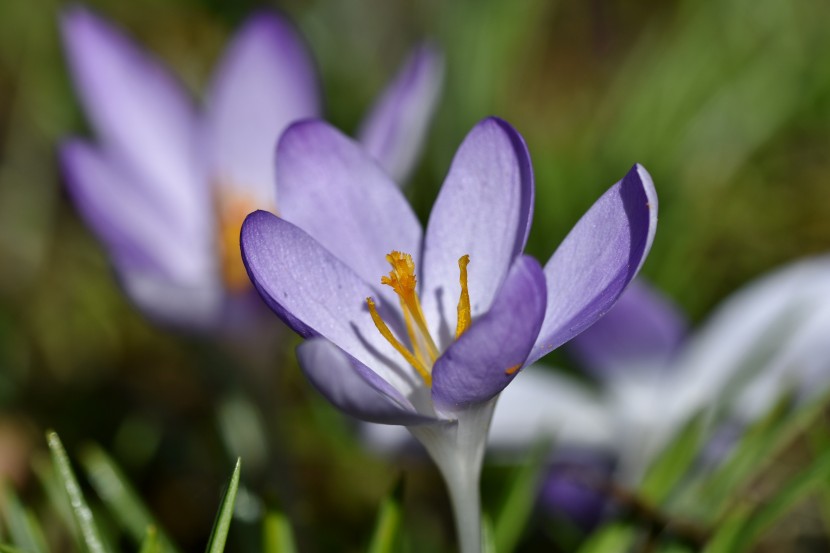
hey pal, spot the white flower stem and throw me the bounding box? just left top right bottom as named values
left=409, top=399, right=497, bottom=553
left=441, top=455, right=483, bottom=553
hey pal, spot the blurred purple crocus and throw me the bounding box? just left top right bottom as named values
left=240, top=116, right=657, bottom=552
left=488, top=255, right=830, bottom=528
left=58, top=6, right=443, bottom=330
left=451, top=258, right=830, bottom=531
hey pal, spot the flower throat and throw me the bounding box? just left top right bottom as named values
left=367, top=251, right=471, bottom=386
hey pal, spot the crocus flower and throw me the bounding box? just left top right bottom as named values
left=59, top=6, right=443, bottom=330
left=241, top=116, right=657, bottom=552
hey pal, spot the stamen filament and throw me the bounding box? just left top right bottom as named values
left=456, top=255, right=471, bottom=338
left=400, top=298, right=428, bottom=368
left=399, top=291, right=440, bottom=362
left=367, top=297, right=432, bottom=386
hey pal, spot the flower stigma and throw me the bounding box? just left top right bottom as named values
left=216, top=188, right=260, bottom=293
left=366, top=251, right=472, bottom=387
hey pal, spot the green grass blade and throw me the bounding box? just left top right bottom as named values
left=0, top=545, right=31, bottom=553
left=46, top=431, right=107, bottom=553
left=576, top=524, right=634, bottom=553
left=31, top=453, right=80, bottom=546
left=138, top=526, right=160, bottom=553
left=78, top=444, right=180, bottom=553
left=0, top=485, right=48, bottom=553
left=482, top=514, right=497, bottom=553
left=204, top=458, right=241, bottom=553
left=366, top=479, right=403, bottom=553
left=729, top=446, right=830, bottom=551
left=263, top=511, right=297, bottom=553
left=694, top=389, right=829, bottom=521
left=640, top=414, right=706, bottom=505
left=493, top=438, right=552, bottom=553
left=701, top=505, right=751, bottom=553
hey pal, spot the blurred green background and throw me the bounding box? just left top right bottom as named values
left=0, top=0, right=829, bottom=551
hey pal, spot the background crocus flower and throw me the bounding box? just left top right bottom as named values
left=58, top=6, right=443, bottom=330
left=490, top=255, right=830, bottom=486
left=241, top=116, right=657, bottom=552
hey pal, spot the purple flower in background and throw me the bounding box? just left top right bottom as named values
left=58, top=6, right=443, bottom=329
left=241, top=116, right=657, bottom=552
left=538, top=450, right=616, bottom=531
left=489, top=255, right=830, bottom=490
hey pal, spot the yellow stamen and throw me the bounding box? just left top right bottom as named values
left=400, top=298, right=428, bottom=368
left=367, top=297, right=432, bottom=386
left=381, top=251, right=439, bottom=361
left=456, top=255, right=471, bottom=338
left=216, top=191, right=259, bottom=293
left=367, top=250, right=473, bottom=388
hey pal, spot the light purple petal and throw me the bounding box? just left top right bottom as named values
left=357, top=42, right=444, bottom=184
left=241, top=210, right=421, bottom=398
left=119, top=271, right=223, bottom=329
left=669, top=255, right=830, bottom=424
left=421, top=118, right=534, bottom=348
left=527, top=164, right=657, bottom=364
left=60, top=7, right=206, bottom=226
left=59, top=140, right=216, bottom=285
left=205, top=12, right=320, bottom=205
left=431, top=256, right=546, bottom=409
left=298, top=338, right=436, bottom=425
left=276, top=120, right=422, bottom=291
left=568, top=279, right=687, bottom=380
left=60, top=140, right=222, bottom=326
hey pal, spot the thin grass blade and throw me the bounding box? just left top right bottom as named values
left=366, top=479, right=403, bottom=553
left=493, top=438, right=552, bottom=553
left=46, top=431, right=106, bottom=553
left=79, top=444, right=180, bottom=553
left=729, top=446, right=830, bottom=551
left=204, top=458, right=241, bottom=553
left=0, top=485, right=48, bottom=553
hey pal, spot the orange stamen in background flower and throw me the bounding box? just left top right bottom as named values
left=216, top=189, right=260, bottom=293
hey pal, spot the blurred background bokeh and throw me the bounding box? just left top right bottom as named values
left=1, top=0, right=829, bottom=551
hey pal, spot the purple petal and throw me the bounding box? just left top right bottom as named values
left=568, top=279, right=687, bottom=380
left=60, top=7, right=206, bottom=222
left=119, top=271, right=224, bottom=329
left=276, top=120, right=422, bottom=291
left=59, top=140, right=215, bottom=284
left=421, top=118, right=534, bottom=348
left=241, top=210, right=421, bottom=398
left=60, top=140, right=222, bottom=326
left=205, top=12, right=320, bottom=205
left=357, top=42, right=444, bottom=184
left=675, top=255, right=830, bottom=424
left=527, top=164, right=657, bottom=364
left=431, top=256, right=546, bottom=409
left=298, top=338, right=435, bottom=425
